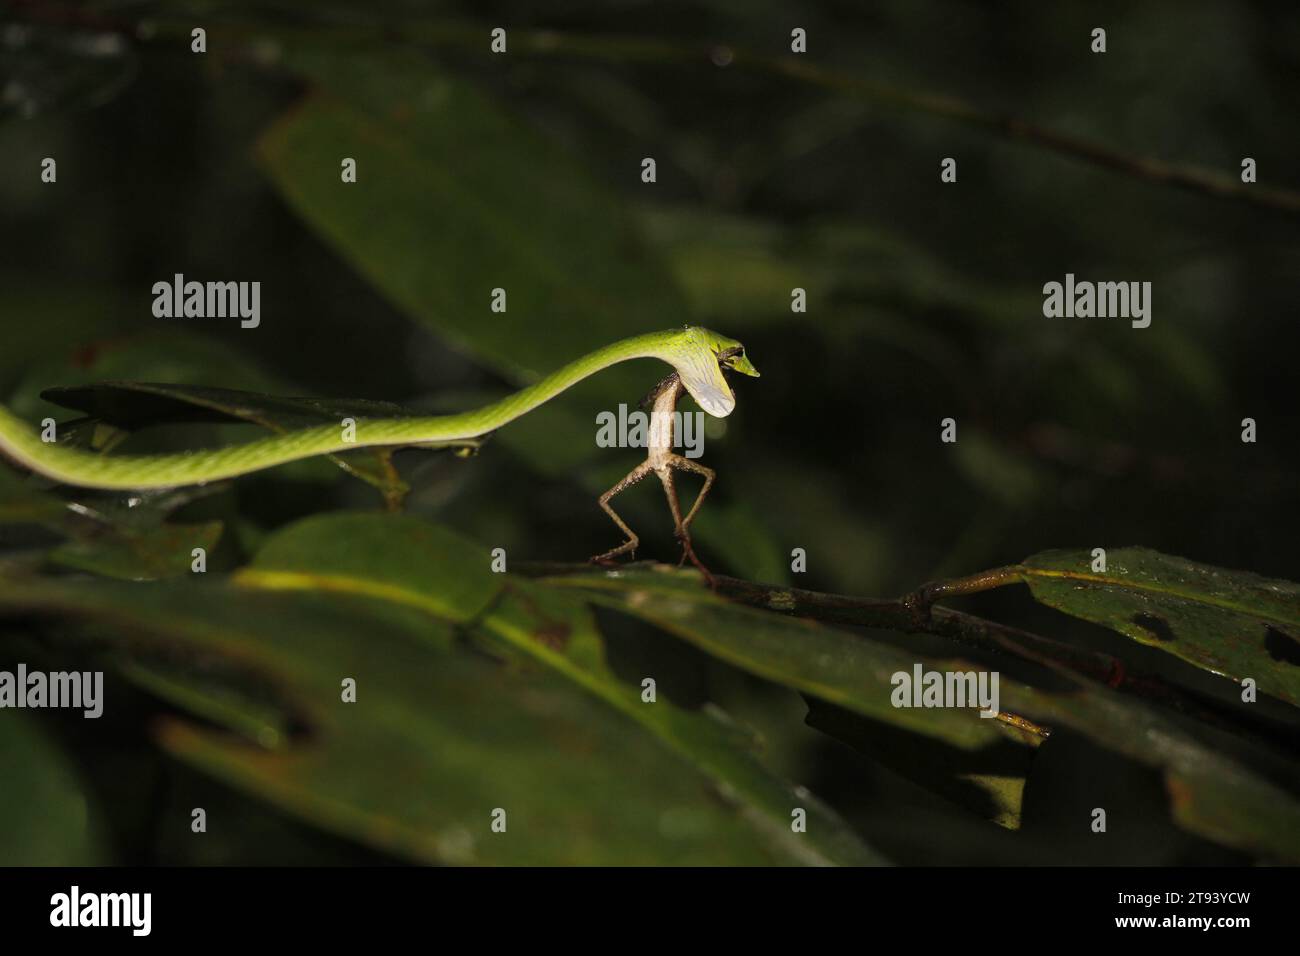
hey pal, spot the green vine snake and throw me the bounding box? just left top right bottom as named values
left=0, top=326, right=759, bottom=567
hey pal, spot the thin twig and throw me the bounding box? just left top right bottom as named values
left=708, top=571, right=1286, bottom=741
left=750, top=54, right=1300, bottom=215
left=712, top=570, right=1116, bottom=684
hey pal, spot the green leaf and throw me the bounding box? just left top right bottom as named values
left=541, top=566, right=1004, bottom=750
left=805, top=698, right=1040, bottom=830
left=257, top=49, right=687, bottom=406
left=0, top=513, right=882, bottom=864
left=0, top=283, right=142, bottom=392
left=1007, top=681, right=1300, bottom=861
left=0, top=467, right=65, bottom=525
left=0, top=711, right=104, bottom=865
left=43, top=381, right=482, bottom=503
left=540, top=565, right=1300, bottom=860
left=49, top=517, right=224, bottom=581
left=239, top=512, right=880, bottom=864
left=0, top=577, right=823, bottom=864
left=5, top=328, right=281, bottom=421
left=0, top=467, right=224, bottom=580
left=1020, top=548, right=1300, bottom=707
left=639, top=206, right=1029, bottom=333
left=245, top=512, right=501, bottom=625
left=953, top=429, right=1044, bottom=509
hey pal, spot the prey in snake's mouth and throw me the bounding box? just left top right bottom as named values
left=589, top=336, right=759, bottom=582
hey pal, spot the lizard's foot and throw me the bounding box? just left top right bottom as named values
left=590, top=539, right=637, bottom=565
left=675, top=532, right=716, bottom=587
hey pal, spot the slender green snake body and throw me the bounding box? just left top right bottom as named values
left=0, top=327, right=759, bottom=491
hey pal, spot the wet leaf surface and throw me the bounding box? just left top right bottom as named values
left=0, top=513, right=882, bottom=865
left=1021, top=548, right=1300, bottom=707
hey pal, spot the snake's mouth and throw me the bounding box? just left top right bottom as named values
left=681, top=345, right=757, bottom=417
left=666, top=326, right=756, bottom=418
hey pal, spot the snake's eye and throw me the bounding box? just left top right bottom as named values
left=718, top=346, right=760, bottom=378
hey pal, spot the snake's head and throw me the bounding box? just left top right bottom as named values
left=718, top=344, right=760, bottom=378
left=672, top=327, right=760, bottom=418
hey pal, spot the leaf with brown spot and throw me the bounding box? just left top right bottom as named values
left=1021, top=548, right=1300, bottom=707
left=544, top=564, right=1300, bottom=861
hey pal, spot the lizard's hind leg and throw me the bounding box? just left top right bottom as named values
left=658, top=458, right=716, bottom=582
left=591, top=461, right=652, bottom=564
left=670, top=456, right=715, bottom=536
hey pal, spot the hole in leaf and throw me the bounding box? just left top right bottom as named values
left=1131, top=612, right=1175, bottom=642
left=1264, top=626, right=1300, bottom=666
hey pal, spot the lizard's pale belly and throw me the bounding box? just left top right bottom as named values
left=646, top=379, right=683, bottom=470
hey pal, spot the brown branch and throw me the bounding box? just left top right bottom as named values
left=708, top=571, right=1284, bottom=741
left=712, top=569, right=1116, bottom=685
left=520, top=559, right=1268, bottom=739
left=751, top=54, right=1300, bottom=215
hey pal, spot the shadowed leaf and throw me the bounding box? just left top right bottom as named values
left=239, top=512, right=880, bottom=864
left=255, top=49, right=781, bottom=576
left=1020, top=548, right=1300, bottom=707
left=0, top=512, right=881, bottom=865
left=541, top=564, right=1300, bottom=860
left=0, top=577, right=836, bottom=864
left=42, top=381, right=483, bottom=503
left=0, top=712, right=104, bottom=865
left=0, top=467, right=224, bottom=580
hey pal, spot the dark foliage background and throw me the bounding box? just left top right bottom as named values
left=0, top=0, right=1296, bottom=865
